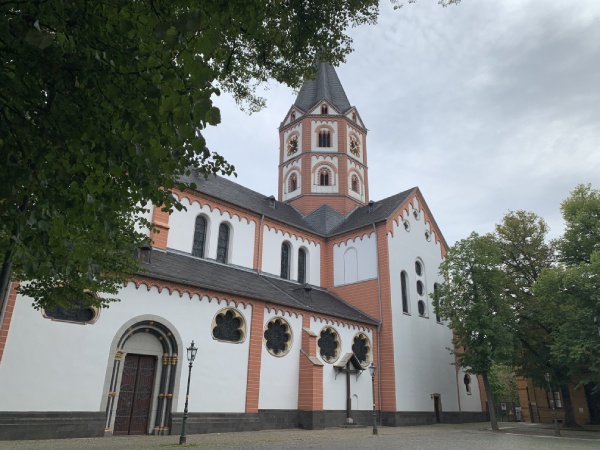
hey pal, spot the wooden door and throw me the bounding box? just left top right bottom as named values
left=113, top=354, right=156, bottom=435
left=433, top=396, right=441, bottom=423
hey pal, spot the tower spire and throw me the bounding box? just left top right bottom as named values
left=294, top=63, right=352, bottom=114
left=278, top=63, right=369, bottom=216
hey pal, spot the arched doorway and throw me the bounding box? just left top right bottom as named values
left=102, top=318, right=181, bottom=435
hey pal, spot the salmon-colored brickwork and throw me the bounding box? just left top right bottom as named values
left=0, top=282, right=19, bottom=363
left=297, top=315, right=324, bottom=411
left=375, top=222, right=397, bottom=412
left=331, top=279, right=379, bottom=320
left=151, top=206, right=170, bottom=250
left=245, top=302, right=265, bottom=413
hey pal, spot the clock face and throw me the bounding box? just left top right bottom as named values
left=287, top=136, right=298, bottom=155
left=350, top=136, right=360, bottom=156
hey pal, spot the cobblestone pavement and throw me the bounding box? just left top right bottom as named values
left=0, top=422, right=598, bottom=450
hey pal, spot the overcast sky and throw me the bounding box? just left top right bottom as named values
left=202, top=0, right=600, bottom=246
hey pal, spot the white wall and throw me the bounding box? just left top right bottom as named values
left=387, top=198, right=482, bottom=413
left=261, top=226, right=321, bottom=286
left=258, top=309, right=303, bottom=410
left=310, top=318, right=374, bottom=411
left=333, top=232, right=377, bottom=287
left=458, top=368, right=483, bottom=412
left=0, top=283, right=252, bottom=414
left=167, top=196, right=256, bottom=268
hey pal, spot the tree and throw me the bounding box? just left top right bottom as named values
left=1, top=0, right=382, bottom=310
left=534, top=185, right=600, bottom=391
left=492, top=210, right=582, bottom=425
left=434, top=232, right=515, bottom=430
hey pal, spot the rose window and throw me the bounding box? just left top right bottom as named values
left=318, top=327, right=341, bottom=363
left=264, top=318, right=292, bottom=356
left=352, top=333, right=371, bottom=366
left=212, top=309, right=245, bottom=343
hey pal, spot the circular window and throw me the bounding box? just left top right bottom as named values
left=263, top=317, right=293, bottom=357
left=352, top=333, right=371, bottom=367
left=415, top=261, right=422, bottom=276
left=403, top=220, right=410, bottom=232
left=418, top=300, right=426, bottom=316
left=425, top=230, right=431, bottom=241
left=416, top=280, right=424, bottom=296
left=413, top=210, right=420, bottom=220
left=212, top=308, right=246, bottom=343
left=318, top=327, right=341, bottom=363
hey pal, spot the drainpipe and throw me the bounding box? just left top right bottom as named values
left=373, top=223, right=383, bottom=423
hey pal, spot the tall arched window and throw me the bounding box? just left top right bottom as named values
left=318, top=129, right=331, bottom=147
left=192, top=216, right=207, bottom=258
left=319, top=168, right=330, bottom=186
left=401, top=271, right=409, bottom=314
left=351, top=175, right=359, bottom=193
left=321, top=104, right=328, bottom=115
left=298, top=248, right=307, bottom=284
left=280, top=242, right=291, bottom=279
left=216, top=223, right=230, bottom=263
left=289, top=173, right=298, bottom=192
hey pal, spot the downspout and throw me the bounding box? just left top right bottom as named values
left=256, top=215, right=265, bottom=273
left=372, top=223, right=383, bottom=423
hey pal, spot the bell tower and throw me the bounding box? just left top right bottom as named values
left=277, top=63, right=369, bottom=216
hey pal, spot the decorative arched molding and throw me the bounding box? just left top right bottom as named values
left=101, top=315, right=183, bottom=436
left=264, top=305, right=302, bottom=319
left=331, top=231, right=374, bottom=248
left=127, top=278, right=253, bottom=310
left=309, top=314, right=375, bottom=333
left=172, top=189, right=257, bottom=227
left=262, top=222, right=322, bottom=248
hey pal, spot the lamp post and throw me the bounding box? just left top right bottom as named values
left=544, top=373, right=560, bottom=437
left=369, top=362, right=378, bottom=436
left=179, top=340, right=198, bottom=445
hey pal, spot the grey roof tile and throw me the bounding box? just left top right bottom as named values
left=294, top=63, right=352, bottom=114
left=303, top=204, right=346, bottom=235
left=140, top=250, right=379, bottom=325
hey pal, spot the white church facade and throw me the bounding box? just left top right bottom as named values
left=0, top=64, right=486, bottom=440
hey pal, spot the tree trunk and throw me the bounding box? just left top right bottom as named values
left=482, top=371, right=499, bottom=430
left=560, top=384, right=577, bottom=428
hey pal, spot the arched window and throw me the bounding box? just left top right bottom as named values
left=192, top=215, right=207, bottom=258
left=321, top=104, right=328, bottom=115
left=289, top=173, right=298, bottom=192
left=291, top=112, right=296, bottom=121
left=318, top=129, right=331, bottom=147
left=351, top=175, right=359, bottom=193
left=401, top=271, right=409, bottom=314
left=319, top=168, right=330, bottom=186
left=280, top=242, right=291, bottom=279
left=298, top=248, right=307, bottom=284
left=352, top=113, right=356, bottom=121
left=216, top=223, right=230, bottom=263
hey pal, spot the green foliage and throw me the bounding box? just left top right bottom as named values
left=488, top=364, right=520, bottom=404
left=434, top=232, right=515, bottom=374
left=556, top=184, right=600, bottom=265
left=0, top=0, right=381, bottom=308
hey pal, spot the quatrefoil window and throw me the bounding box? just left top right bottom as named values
left=212, top=308, right=246, bottom=343
left=264, top=317, right=293, bottom=357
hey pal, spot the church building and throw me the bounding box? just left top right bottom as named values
left=0, top=63, right=486, bottom=440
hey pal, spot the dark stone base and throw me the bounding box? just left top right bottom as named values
left=298, top=410, right=376, bottom=430
left=0, top=409, right=489, bottom=440
left=0, top=412, right=105, bottom=441
left=381, top=410, right=488, bottom=426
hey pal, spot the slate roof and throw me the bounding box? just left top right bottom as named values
left=140, top=250, right=379, bottom=326
left=294, top=63, right=352, bottom=114
left=303, top=204, right=346, bottom=235
left=177, top=171, right=417, bottom=238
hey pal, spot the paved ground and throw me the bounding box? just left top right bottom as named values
left=0, top=422, right=599, bottom=450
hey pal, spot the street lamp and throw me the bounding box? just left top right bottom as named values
left=179, top=340, right=198, bottom=445
left=369, top=362, right=378, bottom=436
left=544, top=372, right=560, bottom=437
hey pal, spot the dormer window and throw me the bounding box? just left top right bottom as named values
left=318, top=129, right=331, bottom=148
left=321, top=104, right=328, bottom=115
